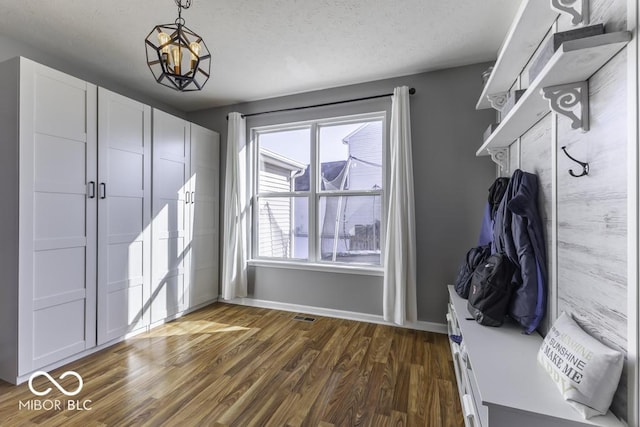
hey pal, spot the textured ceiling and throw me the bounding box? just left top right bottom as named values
left=0, top=1, right=520, bottom=112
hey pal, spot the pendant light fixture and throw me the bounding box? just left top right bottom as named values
left=145, top=0, right=211, bottom=91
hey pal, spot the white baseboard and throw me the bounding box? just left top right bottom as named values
left=220, top=296, right=447, bottom=334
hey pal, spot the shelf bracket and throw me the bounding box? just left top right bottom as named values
left=487, top=148, right=509, bottom=175
left=542, top=81, right=589, bottom=132
left=550, top=0, right=589, bottom=26
left=487, top=92, right=508, bottom=111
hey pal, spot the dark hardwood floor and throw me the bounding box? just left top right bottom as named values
left=0, top=303, right=463, bottom=426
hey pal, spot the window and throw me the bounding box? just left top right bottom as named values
left=252, top=113, right=385, bottom=267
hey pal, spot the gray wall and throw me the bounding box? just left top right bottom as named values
left=189, top=63, right=497, bottom=324
left=0, top=34, right=185, bottom=118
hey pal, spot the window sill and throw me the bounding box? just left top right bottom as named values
left=247, top=259, right=384, bottom=276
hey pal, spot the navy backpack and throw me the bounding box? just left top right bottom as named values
left=454, top=244, right=491, bottom=299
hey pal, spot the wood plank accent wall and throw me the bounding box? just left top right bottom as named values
left=519, top=116, right=554, bottom=334
left=507, top=0, right=629, bottom=419
left=556, top=51, right=627, bottom=352
left=557, top=50, right=628, bottom=418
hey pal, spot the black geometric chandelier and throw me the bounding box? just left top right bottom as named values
left=145, top=0, right=211, bottom=92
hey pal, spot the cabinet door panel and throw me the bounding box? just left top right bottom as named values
left=34, top=134, right=86, bottom=189
left=32, top=300, right=86, bottom=370
left=107, top=241, right=144, bottom=285
left=34, top=247, right=86, bottom=300
left=151, top=109, right=190, bottom=323
left=97, top=87, right=151, bottom=344
left=155, top=117, right=189, bottom=158
left=34, top=193, right=86, bottom=239
left=153, top=274, right=185, bottom=320
left=154, top=236, right=186, bottom=273
left=189, top=124, right=219, bottom=307
left=158, top=159, right=189, bottom=198
left=107, top=197, right=144, bottom=237
left=194, top=198, right=217, bottom=232
left=106, top=284, right=145, bottom=334
left=106, top=107, right=146, bottom=151
left=34, top=71, right=87, bottom=142
left=109, top=149, right=144, bottom=194
left=18, top=60, right=97, bottom=373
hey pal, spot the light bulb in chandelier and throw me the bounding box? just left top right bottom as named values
left=189, top=41, right=201, bottom=71
left=171, top=46, right=182, bottom=74
left=157, top=32, right=171, bottom=66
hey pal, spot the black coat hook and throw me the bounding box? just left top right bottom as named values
left=561, top=146, right=589, bottom=177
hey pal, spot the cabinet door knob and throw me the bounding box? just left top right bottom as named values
left=186, top=191, right=190, bottom=204
left=88, top=181, right=96, bottom=199
left=191, top=191, right=195, bottom=204
left=100, top=183, right=106, bottom=199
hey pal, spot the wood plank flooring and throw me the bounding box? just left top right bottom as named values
left=0, top=303, right=463, bottom=426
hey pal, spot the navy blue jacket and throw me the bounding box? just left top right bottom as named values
left=492, top=169, right=547, bottom=333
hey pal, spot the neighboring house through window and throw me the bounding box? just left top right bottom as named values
left=253, top=113, right=385, bottom=267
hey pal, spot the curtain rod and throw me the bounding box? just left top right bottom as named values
left=227, top=87, right=416, bottom=120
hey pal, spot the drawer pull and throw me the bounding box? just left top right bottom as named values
left=460, top=343, right=471, bottom=370
left=462, top=394, right=477, bottom=425
left=87, top=181, right=96, bottom=199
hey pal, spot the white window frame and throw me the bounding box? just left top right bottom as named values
left=250, top=111, right=387, bottom=273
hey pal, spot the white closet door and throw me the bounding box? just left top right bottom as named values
left=18, top=60, right=97, bottom=373
left=189, top=124, right=220, bottom=307
left=151, top=109, right=191, bottom=323
left=97, top=88, right=151, bottom=344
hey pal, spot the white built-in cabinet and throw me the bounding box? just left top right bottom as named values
left=151, top=110, right=191, bottom=323
left=189, top=124, right=220, bottom=307
left=0, top=57, right=219, bottom=384
left=97, top=88, right=152, bottom=344
left=0, top=57, right=98, bottom=382
left=151, top=109, right=219, bottom=324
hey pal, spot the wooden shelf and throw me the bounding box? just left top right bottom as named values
left=476, top=31, right=632, bottom=157
left=476, top=0, right=559, bottom=110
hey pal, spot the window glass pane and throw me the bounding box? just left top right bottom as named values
left=258, top=197, right=308, bottom=259
left=318, top=121, right=383, bottom=192
left=318, top=195, right=381, bottom=264
left=258, top=128, right=310, bottom=193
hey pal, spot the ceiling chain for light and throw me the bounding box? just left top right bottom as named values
left=174, top=0, right=192, bottom=26
left=175, top=0, right=192, bottom=9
